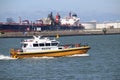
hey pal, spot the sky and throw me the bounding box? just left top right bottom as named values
left=0, top=0, right=120, bottom=22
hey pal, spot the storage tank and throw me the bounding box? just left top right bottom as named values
left=82, top=21, right=96, bottom=29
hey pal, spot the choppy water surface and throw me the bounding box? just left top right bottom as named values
left=0, top=35, right=120, bottom=80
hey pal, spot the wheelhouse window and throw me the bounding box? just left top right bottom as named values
left=39, top=43, right=44, bottom=47
left=23, top=44, right=28, bottom=48
left=33, top=44, right=38, bottom=47
left=46, top=43, right=50, bottom=46
left=51, top=43, right=58, bottom=46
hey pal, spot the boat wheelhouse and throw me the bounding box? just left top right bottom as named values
left=21, top=36, right=62, bottom=53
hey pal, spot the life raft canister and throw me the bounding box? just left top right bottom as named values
left=64, top=45, right=68, bottom=49
left=17, top=49, right=21, bottom=52
left=75, top=44, right=80, bottom=47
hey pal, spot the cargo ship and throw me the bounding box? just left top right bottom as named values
left=0, top=12, right=84, bottom=32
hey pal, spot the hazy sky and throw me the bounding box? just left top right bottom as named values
left=0, top=0, right=120, bottom=22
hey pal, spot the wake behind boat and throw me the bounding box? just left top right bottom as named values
left=10, top=35, right=90, bottom=59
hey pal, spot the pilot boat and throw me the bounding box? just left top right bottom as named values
left=10, top=36, right=90, bottom=59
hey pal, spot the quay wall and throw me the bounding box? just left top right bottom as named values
left=0, top=29, right=120, bottom=38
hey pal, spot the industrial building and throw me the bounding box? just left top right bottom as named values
left=96, top=21, right=120, bottom=29
left=82, top=21, right=96, bottom=29
left=82, top=21, right=120, bottom=29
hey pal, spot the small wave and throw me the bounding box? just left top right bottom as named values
left=0, top=55, right=15, bottom=60
left=32, top=56, right=55, bottom=59
left=32, top=54, right=89, bottom=59
left=68, top=54, right=89, bottom=57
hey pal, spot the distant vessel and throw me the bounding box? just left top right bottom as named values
left=10, top=35, right=90, bottom=59
left=0, top=12, right=84, bottom=32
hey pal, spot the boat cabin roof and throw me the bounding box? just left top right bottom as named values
left=21, top=36, right=59, bottom=44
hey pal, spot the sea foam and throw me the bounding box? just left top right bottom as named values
left=68, top=54, right=89, bottom=57
left=32, top=56, right=55, bottom=59
left=0, top=54, right=15, bottom=60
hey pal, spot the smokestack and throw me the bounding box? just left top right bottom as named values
left=19, top=16, right=21, bottom=24
left=69, top=12, right=71, bottom=18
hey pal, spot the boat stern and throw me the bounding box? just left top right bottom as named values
left=10, top=48, right=19, bottom=58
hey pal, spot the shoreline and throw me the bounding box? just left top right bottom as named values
left=0, top=29, right=120, bottom=38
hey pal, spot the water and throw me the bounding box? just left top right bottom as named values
left=0, top=35, right=120, bottom=80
